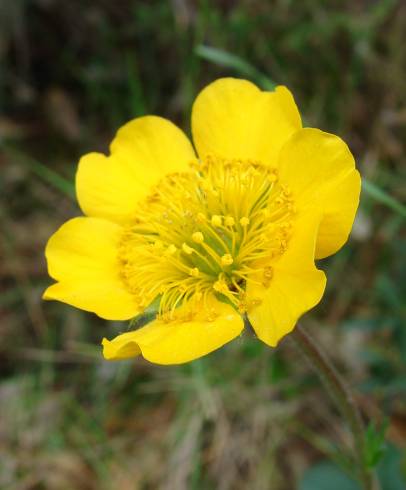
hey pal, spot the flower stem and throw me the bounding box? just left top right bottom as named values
left=291, top=323, right=379, bottom=490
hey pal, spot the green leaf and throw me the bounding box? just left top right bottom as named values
left=364, top=419, right=388, bottom=469
left=362, top=179, right=406, bottom=218
left=195, top=45, right=276, bottom=90
left=2, top=145, right=75, bottom=199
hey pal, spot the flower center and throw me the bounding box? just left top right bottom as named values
left=118, top=156, right=295, bottom=320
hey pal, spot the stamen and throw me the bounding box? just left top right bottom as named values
left=240, top=217, right=250, bottom=227
left=192, top=232, right=204, bottom=243
left=182, top=243, right=194, bottom=255
left=117, top=155, right=295, bottom=319
left=263, top=266, right=273, bottom=287
left=196, top=212, right=206, bottom=223
left=221, top=253, right=234, bottom=266
left=213, top=279, right=229, bottom=294
left=196, top=213, right=206, bottom=224
left=165, top=244, right=177, bottom=256
left=211, top=215, right=222, bottom=227
left=224, top=216, right=235, bottom=227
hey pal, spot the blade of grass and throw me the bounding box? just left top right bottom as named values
left=2, top=144, right=75, bottom=199
left=125, top=51, right=147, bottom=117
left=195, top=45, right=276, bottom=90
left=362, top=179, right=406, bottom=218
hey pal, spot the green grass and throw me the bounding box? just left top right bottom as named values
left=1, top=1, right=405, bottom=489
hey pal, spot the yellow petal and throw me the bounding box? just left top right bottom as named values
left=43, top=217, right=139, bottom=320
left=102, top=297, right=244, bottom=364
left=192, top=78, right=301, bottom=165
left=76, top=116, right=196, bottom=224
left=247, top=210, right=326, bottom=347
left=277, top=128, right=361, bottom=259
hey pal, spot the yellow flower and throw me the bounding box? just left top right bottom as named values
left=44, top=78, right=360, bottom=365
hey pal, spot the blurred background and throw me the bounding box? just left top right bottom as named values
left=1, top=1, right=405, bottom=489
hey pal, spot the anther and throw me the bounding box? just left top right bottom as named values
left=206, top=308, right=217, bottom=322
left=213, top=280, right=229, bottom=294
left=205, top=154, right=214, bottom=164
left=196, top=213, right=206, bottom=223
left=268, top=168, right=278, bottom=182
left=221, top=254, right=234, bottom=266
left=262, top=267, right=273, bottom=288
left=225, top=216, right=235, bottom=227
left=250, top=298, right=262, bottom=307
left=194, top=291, right=203, bottom=301
left=189, top=267, right=200, bottom=277
left=211, top=215, right=222, bottom=227
left=192, top=232, right=204, bottom=244
left=182, top=243, right=194, bottom=255
left=165, top=244, right=177, bottom=256
left=240, top=217, right=250, bottom=227
left=238, top=302, right=247, bottom=313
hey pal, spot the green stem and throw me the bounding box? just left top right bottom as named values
left=291, top=324, right=379, bottom=490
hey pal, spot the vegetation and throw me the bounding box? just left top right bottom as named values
left=1, top=1, right=405, bottom=488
